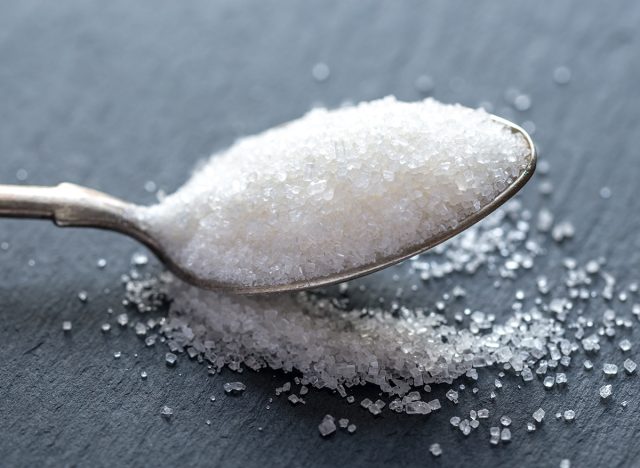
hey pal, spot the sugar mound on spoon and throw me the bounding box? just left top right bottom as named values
left=140, top=96, right=531, bottom=287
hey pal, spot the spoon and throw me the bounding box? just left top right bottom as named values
left=0, top=115, right=535, bottom=295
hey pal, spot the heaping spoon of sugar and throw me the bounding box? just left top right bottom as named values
left=0, top=98, right=535, bottom=295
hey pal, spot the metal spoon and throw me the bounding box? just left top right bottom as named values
left=0, top=115, right=535, bottom=295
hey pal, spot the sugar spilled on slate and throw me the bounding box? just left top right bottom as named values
left=58, top=83, right=637, bottom=467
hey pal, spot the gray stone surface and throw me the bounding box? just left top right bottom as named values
left=1, top=1, right=640, bottom=467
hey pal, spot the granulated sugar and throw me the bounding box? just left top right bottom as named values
left=45, top=89, right=632, bottom=464
left=150, top=256, right=556, bottom=394
left=139, top=97, right=531, bottom=287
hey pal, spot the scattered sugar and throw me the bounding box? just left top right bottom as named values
left=623, top=359, right=637, bottom=374
left=600, top=187, right=612, bottom=199
left=414, top=75, right=435, bottom=94
left=287, top=394, right=301, bottom=405
left=223, top=382, right=246, bottom=394
left=16, top=168, right=28, bottom=181
left=603, top=363, right=618, bottom=376
left=140, top=97, right=531, bottom=288
left=429, top=443, right=442, bottom=457
left=144, top=181, right=157, bottom=193
left=553, top=66, right=572, bottom=85
left=619, top=339, right=631, bottom=352
left=533, top=408, right=545, bottom=423
left=318, top=415, right=336, bottom=437
left=311, top=62, right=330, bottom=82
left=160, top=405, right=173, bottom=418
left=600, top=385, right=612, bottom=399
left=165, top=353, right=177, bottom=366
left=117, top=313, right=129, bottom=327
left=513, top=94, right=532, bottom=111
left=66, top=100, right=640, bottom=460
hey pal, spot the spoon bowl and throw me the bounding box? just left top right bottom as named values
left=0, top=115, right=535, bottom=295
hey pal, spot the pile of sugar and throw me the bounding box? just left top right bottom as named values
left=139, top=97, right=530, bottom=287
left=154, top=271, right=559, bottom=393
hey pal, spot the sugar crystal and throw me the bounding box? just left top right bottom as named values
left=223, top=382, right=246, bottom=394
left=533, top=408, right=545, bottom=423
left=600, top=384, right=612, bottom=399
left=623, top=358, right=637, bottom=374
left=553, top=66, right=572, bottom=85
left=165, top=353, right=177, bottom=366
left=160, top=405, right=173, bottom=418
left=429, top=443, right=442, bottom=457
left=603, top=363, right=618, bottom=376
left=318, top=415, right=336, bottom=437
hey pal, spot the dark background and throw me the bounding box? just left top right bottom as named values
left=1, top=1, right=640, bottom=467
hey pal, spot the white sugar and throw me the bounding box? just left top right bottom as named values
left=624, top=359, right=637, bottom=374
left=318, top=415, right=336, bottom=437
left=223, top=382, right=246, bottom=394
left=141, top=97, right=530, bottom=287
left=429, top=443, right=442, bottom=457
left=603, top=363, right=618, bottom=376
left=144, top=268, right=560, bottom=396
left=600, top=385, right=612, bottom=399
left=533, top=408, right=545, bottom=423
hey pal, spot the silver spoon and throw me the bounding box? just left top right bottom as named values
left=0, top=116, right=535, bottom=295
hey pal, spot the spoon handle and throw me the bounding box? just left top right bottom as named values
left=0, top=183, right=136, bottom=231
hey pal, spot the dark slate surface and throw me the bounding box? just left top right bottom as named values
left=1, top=1, right=640, bottom=467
